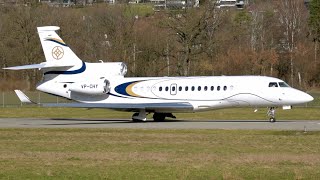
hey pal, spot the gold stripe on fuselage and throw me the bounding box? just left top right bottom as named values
left=126, top=81, right=141, bottom=97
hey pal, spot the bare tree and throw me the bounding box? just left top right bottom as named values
left=162, top=3, right=221, bottom=76
left=278, top=0, right=304, bottom=87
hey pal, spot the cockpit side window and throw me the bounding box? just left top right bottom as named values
left=279, top=82, right=290, bottom=87
left=268, top=82, right=278, bottom=87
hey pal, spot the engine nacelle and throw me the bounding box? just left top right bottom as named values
left=69, top=79, right=110, bottom=95
left=97, top=62, right=127, bottom=76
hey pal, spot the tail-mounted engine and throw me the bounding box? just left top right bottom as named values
left=69, top=79, right=110, bottom=95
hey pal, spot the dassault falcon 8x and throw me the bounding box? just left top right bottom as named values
left=4, top=26, right=314, bottom=122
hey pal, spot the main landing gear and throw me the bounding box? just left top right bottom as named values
left=132, top=110, right=147, bottom=122
left=131, top=111, right=176, bottom=122
left=267, top=107, right=276, bottom=123
left=153, top=113, right=176, bottom=122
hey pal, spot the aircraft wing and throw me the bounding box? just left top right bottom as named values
left=43, top=102, right=194, bottom=112
left=14, top=90, right=36, bottom=104
left=14, top=90, right=193, bottom=112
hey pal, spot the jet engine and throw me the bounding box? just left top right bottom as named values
left=69, top=79, right=110, bottom=95
left=91, top=62, right=127, bottom=76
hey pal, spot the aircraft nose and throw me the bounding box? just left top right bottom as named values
left=297, top=92, right=314, bottom=103
left=286, top=90, right=314, bottom=104
left=304, top=93, right=314, bottom=103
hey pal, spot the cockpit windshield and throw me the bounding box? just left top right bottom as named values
left=268, top=82, right=290, bottom=88
left=279, top=82, right=290, bottom=87
left=268, top=82, right=278, bottom=87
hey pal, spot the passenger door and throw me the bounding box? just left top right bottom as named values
left=170, top=83, right=177, bottom=95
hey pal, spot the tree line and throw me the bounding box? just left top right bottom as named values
left=0, top=0, right=319, bottom=91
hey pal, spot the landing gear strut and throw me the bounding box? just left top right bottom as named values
left=132, top=110, right=147, bottom=122
left=267, top=107, right=276, bottom=123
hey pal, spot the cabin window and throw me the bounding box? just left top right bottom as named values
left=223, top=86, right=227, bottom=91
left=165, top=86, right=169, bottom=91
left=172, top=86, right=176, bottom=91
left=198, top=86, right=201, bottom=91
left=211, top=86, right=214, bottom=91
left=279, top=82, right=290, bottom=87
left=204, top=86, right=208, bottom=91
left=269, top=82, right=278, bottom=87
left=159, top=87, right=162, bottom=91
left=217, top=86, right=221, bottom=91
left=179, top=86, right=182, bottom=91
left=185, top=86, right=189, bottom=91
left=191, top=86, right=195, bottom=91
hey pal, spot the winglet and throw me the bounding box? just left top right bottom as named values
left=14, top=90, right=36, bottom=104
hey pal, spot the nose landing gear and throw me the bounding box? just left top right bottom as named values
left=267, top=107, right=276, bottom=123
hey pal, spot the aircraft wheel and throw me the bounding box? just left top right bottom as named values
left=269, top=117, right=276, bottom=123
left=132, top=118, right=141, bottom=122
left=153, top=113, right=166, bottom=122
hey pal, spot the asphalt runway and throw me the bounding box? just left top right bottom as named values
left=0, top=118, right=320, bottom=130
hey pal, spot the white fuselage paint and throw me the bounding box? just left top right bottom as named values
left=36, top=62, right=314, bottom=113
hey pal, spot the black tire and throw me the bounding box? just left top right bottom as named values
left=269, top=117, right=276, bottom=123
left=153, top=113, right=166, bottom=122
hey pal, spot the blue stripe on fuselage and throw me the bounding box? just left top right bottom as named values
left=44, top=61, right=86, bottom=75
left=114, top=81, right=135, bottom=96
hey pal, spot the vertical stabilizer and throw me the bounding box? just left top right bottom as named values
left=37, top=26, right=81, bottom=64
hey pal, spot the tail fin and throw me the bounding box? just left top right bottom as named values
left=37, top=26, right=81, bottom=64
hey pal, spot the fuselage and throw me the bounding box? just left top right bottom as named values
left=36, top=62, right=314, bottom=113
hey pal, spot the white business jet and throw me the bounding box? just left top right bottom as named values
left=4, top=26, right=314, bottom=122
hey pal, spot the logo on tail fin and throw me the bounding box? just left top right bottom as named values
left=52, top=46, right=64, bottom=60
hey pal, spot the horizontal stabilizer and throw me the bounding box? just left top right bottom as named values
left=43, top=102, right=194, bottom=111
left=3, top=62, right=74, bottom=70
left=4, top=64, right=45, bottom=70
left=37, top=26, right=60, bottom=32
left=14, top=90, right=36, bottom=104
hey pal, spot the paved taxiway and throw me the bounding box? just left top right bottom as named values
left=0, top=118, right=320, bottom=130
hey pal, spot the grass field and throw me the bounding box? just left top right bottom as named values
left=0, top=128, right=319, bottom=179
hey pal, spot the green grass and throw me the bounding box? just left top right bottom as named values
left=0, top=107, right=319, bottom=120
left=0, top=128, right=320, bottom=179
